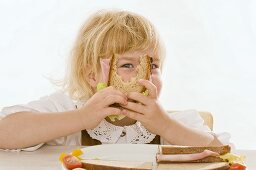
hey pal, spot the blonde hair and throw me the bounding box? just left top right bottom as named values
left=65, top=10, right=165, bottom=101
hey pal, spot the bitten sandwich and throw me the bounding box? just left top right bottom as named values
left=107, top=54, right=152, bottom=121
left=108, top=54, right=152, bottom=94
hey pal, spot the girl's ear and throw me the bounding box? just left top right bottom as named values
left=87, top=71, right=98, bottom=88
left=85, top=68, right=98, bottom=88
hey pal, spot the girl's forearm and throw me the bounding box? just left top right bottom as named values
left=0, top=110, right=84, bottom=149
left=161, top=118, right=223, bottom=146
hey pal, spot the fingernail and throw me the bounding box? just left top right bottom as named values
left=126, top=93, right=130, bottom=98
left=122, top=109, right=127, bottom=114
left=120, top=100, right=127, bottom=106
left=124, top=93, right=128, bottom=99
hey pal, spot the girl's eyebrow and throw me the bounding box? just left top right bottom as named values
left=118, top=56, right=139, bottom=61
left=118, top=55, right=159, bottom=62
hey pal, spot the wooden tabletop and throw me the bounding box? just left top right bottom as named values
left=0, top=145, right=255, bottom=170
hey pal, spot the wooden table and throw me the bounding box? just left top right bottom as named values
left=0, top=145, right=255, bottom=170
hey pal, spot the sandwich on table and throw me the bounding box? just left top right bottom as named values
left=60, top=145, right=246, bottom=170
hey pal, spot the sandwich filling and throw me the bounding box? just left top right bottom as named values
left=156, top=149, right=220, bottom=162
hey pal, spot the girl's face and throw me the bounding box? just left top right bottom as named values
left=115, top=49, right=162, bottom=96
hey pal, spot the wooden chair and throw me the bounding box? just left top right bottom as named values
left=167, top=111, right=213, bottom=130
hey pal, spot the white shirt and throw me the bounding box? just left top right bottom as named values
left=0, top=91, right=230, bottom=151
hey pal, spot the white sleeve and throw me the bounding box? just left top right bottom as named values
left=1, top=91, right=75, bottom=118
left=0, top=143, right=45, bottom=152
left=160, top=110, right=231, bottom=146
left=0, top=91, right=75, bottom=152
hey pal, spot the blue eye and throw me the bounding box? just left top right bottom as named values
left=121, top=64, right=134, bottom=68
left=151, top=64, right=159, bottom=69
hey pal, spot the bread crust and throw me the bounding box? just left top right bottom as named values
left=160, top=145, right=231, bottom=155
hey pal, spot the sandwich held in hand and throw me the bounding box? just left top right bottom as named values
left=97, top=54, right=152, bottom=122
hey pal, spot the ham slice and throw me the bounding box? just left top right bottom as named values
left=100, top=58, right=111, bottom=83
left=156, top=149, right=220, bottom=163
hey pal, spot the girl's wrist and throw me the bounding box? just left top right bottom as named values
left=73, top=108, right=88, bottom=130
left=159, top=116, right=183, bottom=144
left=158, top=116, right=174, bottom=139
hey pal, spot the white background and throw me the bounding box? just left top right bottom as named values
left=0, top=0, right=255, bottom=149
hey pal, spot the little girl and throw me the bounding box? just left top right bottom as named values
left=0, top=10, right=229, bottom=151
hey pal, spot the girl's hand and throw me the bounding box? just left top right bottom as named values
left=121, top=79, right=171, bottom=136
left=77, top=86, right=127, bottom=129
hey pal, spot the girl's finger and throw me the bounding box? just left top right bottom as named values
left=121, top=109, right=144, bottom=122
left=121, top=101, right=147, bottom=115
left=102, top=95, right=127, bottom=107
left=127, top=92, right=152, bottom=106
left=138, top=79, right=157, bottom=99
left=150, top=73, right=162, bottom=97
left=99, top=86, right=127, bottom=100
left=104, top=107, right=122, bottom=117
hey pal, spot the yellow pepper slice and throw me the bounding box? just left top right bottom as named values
left=59, top=152, right=67, bottom=162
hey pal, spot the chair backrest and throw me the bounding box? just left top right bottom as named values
left=167, top=111, right=213, bottom=130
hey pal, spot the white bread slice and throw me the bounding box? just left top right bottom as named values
left=81, top=160, right=152, bottom=170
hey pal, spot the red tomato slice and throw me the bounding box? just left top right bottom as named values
left=229, top=163, right=246, bottom=170
left=63, top=154, right=82, bottom=170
